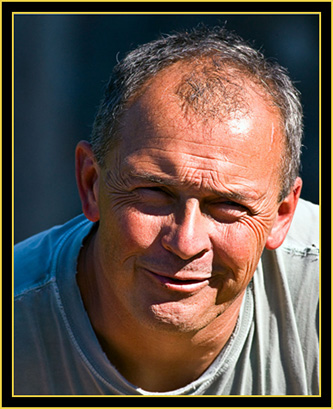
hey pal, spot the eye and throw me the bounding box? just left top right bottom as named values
left=132, top=186, right=174, bottom=216
left=221, top=200, right=247, bottom=209
left=208, top=200, right=249, bottom=222
left=134, top=187, right=174, bottom=203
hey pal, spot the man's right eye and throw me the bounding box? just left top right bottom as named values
left=131, top=187, right=175, bottom=216
left=135, top=187, right=173, bottom=202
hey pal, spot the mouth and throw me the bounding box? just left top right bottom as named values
left=145, top=269, right=210, bottom=293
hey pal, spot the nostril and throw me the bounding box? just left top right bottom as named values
left=188, top=248, right=209, bottom=261
left=161, top=233, right=210, bottom=261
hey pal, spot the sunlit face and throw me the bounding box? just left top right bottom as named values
left=91, top=69, right=285, bottom=334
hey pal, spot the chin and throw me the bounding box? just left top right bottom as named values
left=146, top=300, right=224, bottom=334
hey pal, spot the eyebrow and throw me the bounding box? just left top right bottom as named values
left=128, top=171, right=258, bottom=203
left=132, top=172, right=178, bottom=186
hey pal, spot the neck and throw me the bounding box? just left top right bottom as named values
left=76, top=232, right=243, bottom=393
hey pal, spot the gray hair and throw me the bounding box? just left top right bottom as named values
left=90, top=25, right=303, bottom=201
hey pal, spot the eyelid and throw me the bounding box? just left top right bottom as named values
left=207, top=200, right=251, bottom=222
left=135, top=185, right=175, bottom=198
left=209, top=198, right=246, bottom=207
left=208, top=200, right=251, bottom=217
left=223, top=200, right=247, bottom=208
left=138, top=185, right=169, bottom=192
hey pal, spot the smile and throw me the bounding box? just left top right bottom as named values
left=145, top=269, right=210, bottom=293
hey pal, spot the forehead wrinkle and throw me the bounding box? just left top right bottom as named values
left=122, top=145, right=253, bottom=169
left=133, top=172, right=177, bottom=186
left=126, top=170, right=260, bottom=202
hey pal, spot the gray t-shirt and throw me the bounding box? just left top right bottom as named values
left=14, top=198, right=319, bottom=395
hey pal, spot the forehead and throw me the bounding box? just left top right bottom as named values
left=107, top=64, right=284, bottom=193
left=117, top=65, right=282, bottom=150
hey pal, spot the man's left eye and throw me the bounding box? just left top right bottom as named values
left=220, top=201, right=247, bottom=209
left=208, top=201, right=248, bottom=222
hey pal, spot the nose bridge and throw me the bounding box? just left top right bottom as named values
left=162, top=198, right=211, bottom=260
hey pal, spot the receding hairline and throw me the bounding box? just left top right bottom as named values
left=113, top=57, right=286, bottom=153
left=124, top=56, right=284, bottom=117
left=90, top=26, right=302, bottom=202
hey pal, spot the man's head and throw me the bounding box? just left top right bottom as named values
left=75, top=25, right=302, bottom=334
left=90, top=25, right=303, bottom=201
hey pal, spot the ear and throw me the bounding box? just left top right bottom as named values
left=75, top=140, right=100, bottom=222
left=265, top=177, right=302, bottom=250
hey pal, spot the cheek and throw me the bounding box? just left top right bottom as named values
left=212, top=221, right=270, bottom=306
left=214, top=217, right=272, bottom=271
left=111, top=209, right=163, bottom=251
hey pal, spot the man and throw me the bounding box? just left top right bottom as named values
left=14, top=25, right=319, bottom=395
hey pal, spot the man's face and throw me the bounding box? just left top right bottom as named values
left=92, top=70, right=286, bottom=333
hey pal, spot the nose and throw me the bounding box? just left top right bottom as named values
left=161, top=199, right=211, bottom=260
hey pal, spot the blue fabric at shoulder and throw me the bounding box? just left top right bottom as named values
left=14, top=215, right=89, bottom=296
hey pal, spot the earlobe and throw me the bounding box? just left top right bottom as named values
left=265, top=177, right=302, bottom=250
left=75, top=140, right=100, bottom=222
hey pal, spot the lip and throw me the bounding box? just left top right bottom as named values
left=144, top=269, right=210, bottom=293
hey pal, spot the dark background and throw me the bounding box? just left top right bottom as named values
left=14, top=13, right=320, bottom=243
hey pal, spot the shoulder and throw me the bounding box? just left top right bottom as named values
left=14, top=214, right=91, bottom=297
left=271, top=198, right=319, bottom=316
left=256, top=198, right=319, bottom=394
left=261, top=198, right=319, bottom=312
left=276, top=198, right=319, bottom=284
